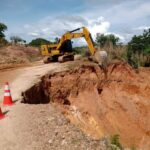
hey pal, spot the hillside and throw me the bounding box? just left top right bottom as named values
left=0, top=45, right=41, bottom=69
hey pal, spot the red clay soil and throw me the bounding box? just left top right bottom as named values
left=0, top=45, right=41, bottom=70
left=22, top=62, right=150, bottom=149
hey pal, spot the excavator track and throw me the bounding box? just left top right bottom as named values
left=58, top=54, right=74, bottom=63
left=43, top=56, right=51, bottom=64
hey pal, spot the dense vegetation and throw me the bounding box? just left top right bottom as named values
left=0, top=23, right=8, bottom=46
left=127, top=29, right=150, bottom=67
left=29, top=38, right=51, bottom=47
left=10, top=36, right=26, bottom=45
left=96, top=34, right=119, bottom=46
left=93, top=30, right=150, bottom=67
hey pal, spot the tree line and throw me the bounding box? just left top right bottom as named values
left=0, top=22, right=50, bottom=46
left=0, top=22, right=149, bottom=67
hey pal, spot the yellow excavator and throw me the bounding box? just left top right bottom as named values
left=41, top=27, right=98, bottom=63
left=41, top=27, right=107, bottom=65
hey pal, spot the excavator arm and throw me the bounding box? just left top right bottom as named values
left=56, top=27, right=96, bottom=55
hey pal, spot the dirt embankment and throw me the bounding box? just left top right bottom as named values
left=22, top=62, right=150, bottom=149
left=0, top=45, right=41, bottom=70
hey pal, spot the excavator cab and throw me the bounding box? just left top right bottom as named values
left=59, top=40, right=73, bottom=52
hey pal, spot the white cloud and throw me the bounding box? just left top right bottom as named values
left=134, top=26, right=150, bottom=31
left=83, top=0, right=150, bottom=24
left=24, top=24, right=31, bottom=29
left=28, top=32, right=40, bottom=37
left=107, top=32, right=125, bottom=42
left=4, top=0, right=150, bottom=44
left=17, top=0, right=150, bottom=44
left=88, top=17, right=111, bottom=38
left=23, top=15, right=111, bottom=45
left=41, top=28, right=50, bottom=32
left=23, top=15, right=132, bottom=45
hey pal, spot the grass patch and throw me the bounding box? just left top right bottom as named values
left=110, top=134, right=123, bottom=150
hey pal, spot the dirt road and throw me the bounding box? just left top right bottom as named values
left=0, top=61, right=66, bottom=102
left=0, top=62, right=107, bottom=150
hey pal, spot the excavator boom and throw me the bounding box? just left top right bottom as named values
left=56, top=27, right=96, bottom=55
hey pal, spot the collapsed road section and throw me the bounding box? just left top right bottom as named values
left=22, top=62, right=150, bottom=149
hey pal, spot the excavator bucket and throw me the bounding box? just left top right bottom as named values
left=94, top=50, right=108, bottom=68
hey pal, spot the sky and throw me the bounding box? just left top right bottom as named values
left=0, top=0, right=150, bottom=45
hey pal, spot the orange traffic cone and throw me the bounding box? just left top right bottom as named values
left=3, top=82, right=14, bottom=106
left=0, top=107, right=5, bottom=120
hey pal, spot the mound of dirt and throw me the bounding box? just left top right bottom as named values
left=22, top=62, right=150, bottom=149
left=0, top=45, right=41, bottom=69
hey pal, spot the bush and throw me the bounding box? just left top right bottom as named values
left=110, top=134, right=123, bottom=150
left=96, top=34, right=119, bottom=47
left=97, top=42, right=127, bottom=64
left=29, top=38, right=51, bottom=47
left=0, top=22, right=8, bottom=47
left=127, top=28, right=150, bottom=67
left=0, top=23, right=7, bottom=39
left=73, top=46, right=89, bottom=57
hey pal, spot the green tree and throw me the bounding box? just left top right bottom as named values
left=54, top=37, right=60, bottom=44
left=0, top=23, right=7, bottom=38
left=23, top=40, right=26, bottom=44
left=96, top=34, right=119, bottom=47
left=0, top=23, right=8, bottom=46
left=10, top=36, right=24, bottom=44
left=128, top=28, right=150, bottom=67
left=29, top=38, right=51, bottom=47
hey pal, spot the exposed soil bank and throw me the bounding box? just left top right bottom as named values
left=22, top=62, right=150, bottom=149
left=0, top=45, right=41, bottom=70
